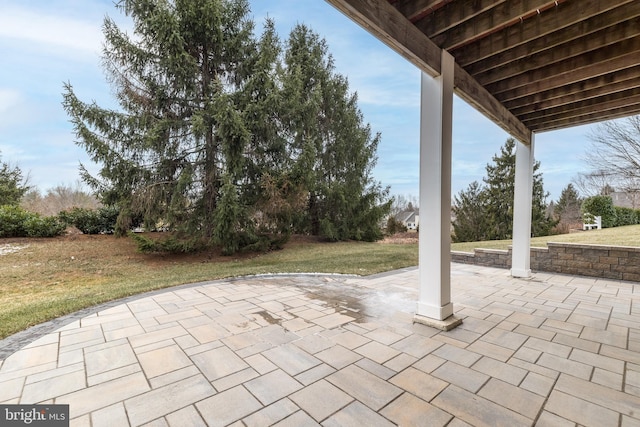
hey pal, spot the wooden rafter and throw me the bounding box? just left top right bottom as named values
left=326, top=0, right=640, bottom=137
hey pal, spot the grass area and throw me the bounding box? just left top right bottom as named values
left=3, top=224, right=640, bottom=340
left=450, top=224, right=640, bottom=253
left=0, top=234, right=417, bottom=339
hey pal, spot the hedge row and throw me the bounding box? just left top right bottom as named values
left=582, top=195, right=640, bottom=228
left=0, top=205, right=119, bottom=238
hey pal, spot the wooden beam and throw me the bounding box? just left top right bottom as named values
left=453, top=63, right=531, bottom=144
left=428, top=0, right=553, bottom=50
left=325, top=0, right=441, bottom=77
left=532, top=104, right=640, bottom=132
left=476, top=20, right=640, bottom=86
left=520, top=88, right=640, bottom=125
left=393, top=0, right=444, bottom=22
left=451, top=0, right=633, bottom=68
left=489, top=40, right=640, bottom=98
left=463, top=2, right=640, bottom=73
left=325, top=0, right=532, bottom=144
left=415, top=0, right=508, bottom=39
left=510, top=75, right=640, bottom=115
left=504, top=66, right=640, bottom=109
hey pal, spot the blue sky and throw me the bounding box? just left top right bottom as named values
left=0, top=0, right=593, bottom=202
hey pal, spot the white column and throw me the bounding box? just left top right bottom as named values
left=511, top=133, right=535, bottom=278
left=415, top=50, right=459, bottom=329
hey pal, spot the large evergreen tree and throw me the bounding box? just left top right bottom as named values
left=452, top=138, right=555, bottom=242
left=280, top=26, right=390, bottom=241
left=63, top=0, right=389, bottom=253
left=452, top=181, right=489, bottom=242
left=484, top=138, right=555, bottom=239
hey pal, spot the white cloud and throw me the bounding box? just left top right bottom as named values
left=0, top=88, right=22, bottom=114
left=0, top=4, right=103, bottom=57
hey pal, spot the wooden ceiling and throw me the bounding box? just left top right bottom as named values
left=325, top=0, right=640, bottom=145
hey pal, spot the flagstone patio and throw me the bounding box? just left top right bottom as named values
left=1, top=263, right=639, bottom=426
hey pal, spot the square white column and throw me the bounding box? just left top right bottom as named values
left=511, top=133, right=535, bottom=278
left=415, top=50, right=460, bottom=330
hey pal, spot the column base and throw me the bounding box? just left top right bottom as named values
left=413, top=314, right=462, bottom=331
left=511, top=268, right=531, bottom=278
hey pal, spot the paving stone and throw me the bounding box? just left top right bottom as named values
left=188, top=323, right=230, bottom=344
left=413, top=354, right=446, bottom=374
left=1, top=343, right=59, bottom=372
left=242, top=398, right=299, bottom=427
left=87, top=363, right=141, bottom=387
left=472, top=356, right=527, bottom=386
left=534, top=410, right=576, bottom=427
left=196, top=385, right=262, bottom=427
left=362, top=327, right=406, bottom=345
left=569, top=348, right=625, bottom=374
left=294, top=363, right=336, bottom=386
left=581, top=327, right=628, bottom=348
left=149, top=365, right=201, bottom=389
left=591, top=368, right=623, bottom=390
left=244, top=353, right=277, bottom=375
left=520, top=371, right=555, bottom=397
left=322, top=401, right=394, bottom=427
left=622, top=415, right=640, bottom=427
left=432, top=361, right=490, bottom=393
left=125, top=374, right=214, bottom=426
left=524, top=337, right=572, bottom=357
left=243, top=369, right=302, bottom=405
left=389, top=366, right=448, bottom=401
left=57, top=371, right=150, bottom=418
left=290, top=379, right=352, bottom=422
left=312, top=312, right=354, bottom=329
left=478, top=378, right=544, bottom=420
left=354, top=357, right=396, bottom=380
left=329, top=329, right=370, bottom=350
left=552, top=332, right=601, bottom=353
left=211, top=367, right=259, bottom=392
left=466, top=340, right=514, bottom=362
left=91, top=402, right=128, bottom=427
left=381, top=392, right=452, bottom=427
left=432, top=385, right=531, bottom=427
left=544, top=390, right=619, bottom=427
left=383, top=352, right=417, bottom=372
left=537, top=353, right=593, bottom=379
left=166, top=405, right=209, bottom=427
left=326, top=364, right=402, bottom=411
left=293, top=334, right=335, bottom=354
left=432, top=344, right=481, bottom=367
left=137, top=344, right=191, bottom=378
left=315, top=345, right=361, bottom=369
left=273, top=410, right=320, bottom=427
left=262, top=343, right=321, bottom=376
left=128, top=325, right=188, bottom=348
left=0, top=377, right=24, bottom=401
left=21, top=369, right=86, bottom=403
left=190, top=346, right=248, bottom=381
left=390, top=334, right=443, bottom=358
left=555, top=373, right=640, bottom=419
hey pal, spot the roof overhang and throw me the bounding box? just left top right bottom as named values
left=325, top=0, right=640, bottom=146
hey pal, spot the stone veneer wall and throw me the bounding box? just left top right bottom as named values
left=451, top=242, right=640, bottom=281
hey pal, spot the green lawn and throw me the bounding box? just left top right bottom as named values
left=450, top=224, right=640, bottom=253
left=2, top=225, right=640, bottom=340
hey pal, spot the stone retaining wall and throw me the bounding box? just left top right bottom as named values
left=451, top=242, right=640, bottom=281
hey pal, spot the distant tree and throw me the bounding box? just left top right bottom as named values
left=22, top=183, right=99, bottom=216
left=452, top=181, right=489, bottom=242
left=390, top=194, right=418, bottom=216
left=0, top=154, right=29, bottom=206
left=554, top=184, right=582, bottom=224
left=581, top=116, right=640, bottom=196
left=483, top=138, right=556, bottom=240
